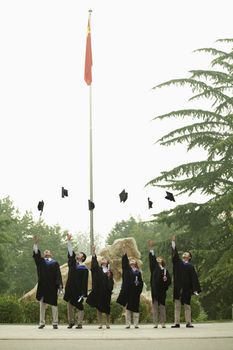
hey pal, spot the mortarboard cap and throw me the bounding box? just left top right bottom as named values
left=165, top=191, right=175, bottom=202
left=119, top=189, right=128, bottom=203
left=62, top=187, right=68, bottom=198
left=148, top=197, right=153, bottom=209
left=88, top=199, right=95, bottom=210
left=37, top=200, right=44, bottom=212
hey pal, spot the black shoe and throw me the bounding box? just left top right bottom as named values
left=38, top=325, right=45, bottom=329
left=76, top=325, right=83, bottom=329
left=162, top=325, right=166, bottom=328
left=186, top=323, right=194, bottom=328
left=53, top=325, right=58, bottom=329
left=67, top=323, right=75, bottom=329
left=106, top=326, right=110, bottom=329
left=154, top=325, right=158, bottom=328
left=98, top=326, right=102, bottom=329
left=171, top=324, right=180, bottom=328
left=125, top=325, right=130, bottom=329
left=134, top=326, right=139, bottom=329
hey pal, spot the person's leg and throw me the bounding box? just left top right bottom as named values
left=159, top=304, right=166, bottom=328
left=125, top=309, right=131, bottom=328
left=171, top=299, right=181, bottom=327
left=52, top=305, right=58, bottom=328
left=152, top=300, right=159, bottom=328
left=97, top=310, right=103, bottom=329
left=106, top=314, right=110, bottom=328
left=133, top=312, right=139, bottom=328
left=77, top=310, right=84, bottom=328
left=67, top=302, right=75, bottom=328
left=39, top=299, right=46, bottom=328
left=184, top=304, right=193, bottom=327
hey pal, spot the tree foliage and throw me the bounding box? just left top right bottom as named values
left=147, top=39, right=233, bottom=319
left=0, top=197, right=98, bottom=296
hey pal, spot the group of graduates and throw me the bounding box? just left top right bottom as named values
left=33, top=234, right=201, bottom=329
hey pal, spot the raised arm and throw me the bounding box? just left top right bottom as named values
left=121, top=242, right=129, bottom=270
left=32, top=236, right=42, bottom=265
left=171, top=235, right=180, bottom=264
left=66, top=233, right=76, bottom=267
left=122, top=253, right=129, bottom=270
left=148, top=240, right=157, bottom=272
left=91, top=246, right=99, bottom=270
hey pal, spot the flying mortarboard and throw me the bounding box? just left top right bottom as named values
left=165, top=191, right=175, bottom=202
left=119, top=189, right=128, bottom=203
left=37, top=200, right=44, bottom=212
left=61, top=187, right=68, bottom=198
left=148, top=197, right=153, bottom=209
left=88, top=199, right=95, bottom=210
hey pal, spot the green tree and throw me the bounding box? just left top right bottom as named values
left=147, top=38, right=233, bottom=319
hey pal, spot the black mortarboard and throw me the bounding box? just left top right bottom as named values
left=37, top=200, right=44, bottom=212
left=62, top=187, right=68, bottom=198
left=148, top=197, right=153, bottom=209
left=119, top=189, right=128, bottom=203
left=165, top=191, right=175, bottom=202
left=88, top=199, right=95, bottom=210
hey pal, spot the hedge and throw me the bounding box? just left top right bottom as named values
left=0, top=295, right=205, bottom=324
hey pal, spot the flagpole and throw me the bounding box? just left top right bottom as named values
left=89, top=83, right=94, bottom=254
left=88, top=10, right=94, bottom=254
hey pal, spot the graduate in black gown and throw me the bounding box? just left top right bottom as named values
left=148, top=240, right=171, bottom=328
left=33, top=236, right=63, bottom=329
left=117, top=246, right=143, bottom=329
left=171, top=235, right=201, bottom=328
left=86, top=246, right=114, bottom=329
left=63, top=233, right=88, bottom=329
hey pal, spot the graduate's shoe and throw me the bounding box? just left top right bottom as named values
left=134, top=326, right=139, bottom=329
left=98, top=326, right=102, bottom=329
left=186, top=323, right=194, bottom=328
left=125, top=325, right=130, bottom=329
left=38, top=325, right=45, bottom=329
left=53, top=325, right=58, bottom=329
left=106, top=326, right=110, bottom=329
left=153, top=325, right=158, bottom=328
left=171, top=324, right=180, bottom=328
left=162, top=325, right=166, bottom=328
left=67, top=323, right=75, bottom=329
left=76, top=324, right=83, bottom=329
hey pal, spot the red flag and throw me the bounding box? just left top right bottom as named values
left=84, top=17, right=92, bottom=85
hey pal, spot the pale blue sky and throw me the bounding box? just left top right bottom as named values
left=0, top=0, right=232, bottom=240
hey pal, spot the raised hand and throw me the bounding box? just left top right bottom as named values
left=122, top=241, right=127, bottom=255
left=147, top=240, right=154, bottom=250
left=67, top=233, right=72, bottom=241
left=33, top=235, right=39, bottom=244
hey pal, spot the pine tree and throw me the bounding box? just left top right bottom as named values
left=147, top=39, right=233, bottom=319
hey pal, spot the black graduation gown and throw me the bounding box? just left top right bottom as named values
left=63, top=252, right=89, bottom=310
left=86, top=255, right=114, bottom=315
left=149, top=252, right=171, bottom=305
left=117, top=254, right=143, bottom=313
left=33, top=250, right=62, bottom=306
left=172, top=246, right=201, bottom=305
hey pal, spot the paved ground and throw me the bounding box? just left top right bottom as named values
left=0, top=323, right=232, bottom=350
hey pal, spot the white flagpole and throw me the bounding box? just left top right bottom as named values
left=88, top=10, right=94, bottom=254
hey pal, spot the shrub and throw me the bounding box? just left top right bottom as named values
left=20, top=300, right=39, bottom=323
left=84, top=303, right=97, bottom=324
left=110, top=301, right=123, bottom=324
left=0, top=295, right=23, bottom=323
left=139, top=301, right=152, bottom=323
